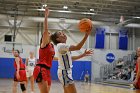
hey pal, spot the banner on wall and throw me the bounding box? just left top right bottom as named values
left=106, top=53, right=115, bottom=63
left=95, top=27, right=105, bottom=49
left=119, top=28, right=128, bottom=50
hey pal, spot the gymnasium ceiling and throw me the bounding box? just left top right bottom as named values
left=0, top=0, right=140, bottom=23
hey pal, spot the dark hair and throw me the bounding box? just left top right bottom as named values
left=15, top=50, right=20, bottom=54
left=128, top=66, right=132, bottom=69
left=51, top=32, right=60, bottom=45
left=134, top=55, right=138, bottom=60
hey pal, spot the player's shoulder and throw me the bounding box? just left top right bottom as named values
left=40, top=42, right=52, bottom=49
left=26, top=57, right=29, bottom=61
left=15, top=57, right=20, bottom=61
left=57, top=43, right=66, bottom=45
left=57, top=43, right=66, bottom=47
left=137, top=57, right=140, bottom=61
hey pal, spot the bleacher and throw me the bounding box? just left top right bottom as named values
left=97, top=52, right=136, bottom=88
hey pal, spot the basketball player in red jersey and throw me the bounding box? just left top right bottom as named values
left=12, top=50, right=27, bottom=93
left=33, top=8, right=55, bottom=93
left=133, top=47, right=140, bottom=89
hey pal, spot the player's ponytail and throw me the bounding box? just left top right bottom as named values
left=15, top=50, right=20, bottom=54
left=51, top=32, right=60, bottom=45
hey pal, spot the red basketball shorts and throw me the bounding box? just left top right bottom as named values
left=33, top=65, right=51, bottom=86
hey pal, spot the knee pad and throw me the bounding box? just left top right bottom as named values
left=20, top=84, right=26, bottom=91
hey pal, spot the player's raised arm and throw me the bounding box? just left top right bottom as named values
left=40, top=8, right=50, bottom=48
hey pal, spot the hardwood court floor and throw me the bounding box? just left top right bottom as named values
left=0, top=79, right=139, bottom=93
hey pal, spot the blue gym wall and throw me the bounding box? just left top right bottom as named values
left=0, top=58, right=91, bottom=81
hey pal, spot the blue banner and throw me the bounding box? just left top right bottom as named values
left=119, top=28, right=128, bottom=50
left=95, top=27, right=105, bottom=49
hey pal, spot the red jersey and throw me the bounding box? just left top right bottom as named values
left=136, top=62, right=138, bottom=73
left=14, top=56, right=27, bottom=82
left=14, top=57, right=25, bottom=69
left=136, top=58, right=140, bottom=73
left=135, top=59, right=140, bottom=88
left=38, top=43, right=55, bottom=68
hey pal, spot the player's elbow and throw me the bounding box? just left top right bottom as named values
left=75, top=46, right=82, bottom=50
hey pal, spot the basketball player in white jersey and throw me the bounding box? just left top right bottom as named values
left=26, top=51, right=36, bottom=93
left=51, top=31, right=92, bottom=93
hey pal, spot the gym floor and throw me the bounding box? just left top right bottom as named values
left=0, top=79, right=139, bottom=93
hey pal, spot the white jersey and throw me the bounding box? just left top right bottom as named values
left=57, top=43, right=73, bottom=70
left=27, top=57, right=36, bottom=69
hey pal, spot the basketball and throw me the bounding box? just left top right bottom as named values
left=78, top=18, right=93, bottom=32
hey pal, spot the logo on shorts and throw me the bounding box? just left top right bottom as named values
left=106, top=53, right=115, bottom=63
left=29, top=63, right=34, bottom=66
